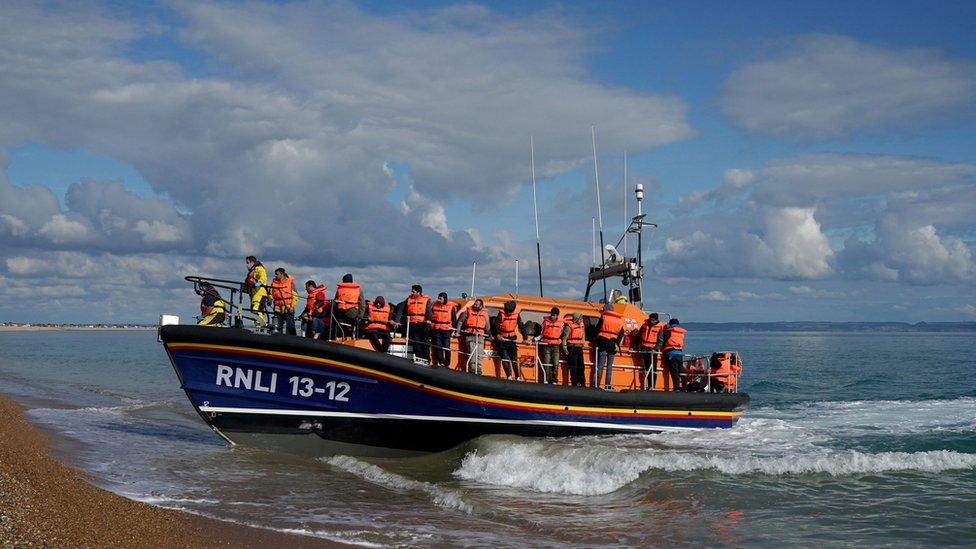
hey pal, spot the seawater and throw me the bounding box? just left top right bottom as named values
left=1, top=330, right=974, bottom=546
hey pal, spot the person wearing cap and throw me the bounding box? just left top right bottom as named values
left=493, top=300, right=524, bottom=380
left=332, top=273, right=364, bottom=338
left=364, top=296, right=393, bottom=352
left=429, top=292, right=457, bottom=367
left=457, top=298, right=491, bottom=375
left=537, top=307, right=565, bottom=384
left=637, top=312, right=667, bottom=390
left=196, top=282, right=227, bottom=326
left=594, top=302, right=626, bottom=390
left=561, top=312, right=587, bottom=387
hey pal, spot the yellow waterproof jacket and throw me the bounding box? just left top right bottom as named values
left=246, top=264, right=268, bottom=300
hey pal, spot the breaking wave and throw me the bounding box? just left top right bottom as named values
left=325, top=456, right=473, bottom=514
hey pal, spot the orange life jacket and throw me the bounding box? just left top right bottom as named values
left=564, top=316, right=585, bottom=345
left=430, top=301, right=456, bottom=331
left=406, top=294, right=430, bottom=324
left=306, top=285, right=327, bottom=316
left=271, top=275, right=296, bottom=310
left=334, top=282, right=361, bottom=311
left=365, top=302, right=391, bottom=331
left=598, top=310, right=624, bottom=340
left=497, top=310, right=519, bottom=338
left=711, top=352, right=732, bottom=384
left=664, top=326, right=686, bottom=351
left=461, top=308, right=488, bottom=334
left=541, top=317, right=564, bottom=344
left=640, top=320, right=667, bottom=347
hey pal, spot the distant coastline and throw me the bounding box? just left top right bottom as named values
left=0, top=323, right=154, bottom=332
left=684, top=321, right=976, bottom=332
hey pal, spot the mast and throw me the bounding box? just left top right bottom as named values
left=530, top=136, right=544, bottom=297
left=591, top=126, right=608, bottom=304
left=635, top=182, right=644, bottom=309
left=623, top=151, right=628, bottom=255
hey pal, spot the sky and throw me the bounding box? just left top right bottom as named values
left=1, top=0, right=975, bottom=324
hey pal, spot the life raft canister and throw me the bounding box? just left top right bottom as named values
left=406, top=294, right=430, bottom=324
left=430, top=301, right=456, bottom=331
left=598, top=310, right=624, bottom=340
left=365, top=301, right=391, bottom=331
left=461, top=308, right=488, bottom=333
left=334, top=282, right=361, bottom=311
left=541, top=318, right=564, bottom=344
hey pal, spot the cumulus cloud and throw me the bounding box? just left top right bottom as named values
left=722, top=34, right=976, bottom=138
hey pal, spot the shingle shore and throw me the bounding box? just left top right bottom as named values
left=0, top=395, right=342, bottom=548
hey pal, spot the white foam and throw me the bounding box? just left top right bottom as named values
left=754, top=397, right=976, bottom=435
left=325, top=456, right=473, bottom=514
left=455, top=439, right=976, bottom=496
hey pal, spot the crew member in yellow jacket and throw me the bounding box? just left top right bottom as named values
left=244, top=256, right=268, bottom=329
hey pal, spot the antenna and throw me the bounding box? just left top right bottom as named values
left=470, top=261, right=476, bottom=297
left=591, top=126, right=608, bottom=303
left=623, top=151, right=628, bottom=255
left=530, top=136, right=544, bottom=297
left=591, top=217, right=596, bottom=266
left=636, top=182, right=645, bottom=308
left=515, top=259, right=520, bottom=296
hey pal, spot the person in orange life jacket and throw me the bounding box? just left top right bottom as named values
left=637, top=312, right=667, bottom=390
left=403, top=284, right=432, bottom=361
left=195, top=282, right=226, bottom=326
left=663, top=318, right=687, bottom=391
left=299, top=280, right=329, bottom=339
left=331, top=273, right=364, bottom=338
left=363, top=296, right=393, bottom=352
left=594, top=303, right=625, bottom=390
left=493, top=300, right=524, bottom=380
left=270, top=268, right=299, bottom=335
left=561, top=312, right=586, bottom=387
left=457, top=298, right=491, bottom=375
left=429, top=292, right=457, bottom=368
left=535, top=307, right=565, bottom=384
left=244, top=256, right=269, bottom=330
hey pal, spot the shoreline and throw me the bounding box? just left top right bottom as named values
left=0, top=326, right=154, bottom=332
left=0, top=394, right=341, bottom=547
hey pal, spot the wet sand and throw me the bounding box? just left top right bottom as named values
left=0, top=395, right=339, bottom=548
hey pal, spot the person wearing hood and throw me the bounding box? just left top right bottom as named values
left=457, top=298, right=491, bottom=374
left=429, top=292, right=457, bottom=367
left=364, top=296, right=393, bottom=352
left=493, top=300, right=524, bottom=380
left=561, top=312, right=586, bottom=387
left=244, top=256, right=268, bottom=330
left=594, top=302, right=625, bottom=390
left=196, top=282, right=227, bottom=326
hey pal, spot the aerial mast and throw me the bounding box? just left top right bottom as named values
left=591, top=126, right=608, bottom=304
left=530, top=136, right=544, bottom=297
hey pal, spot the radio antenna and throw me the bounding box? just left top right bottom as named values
left=591, top=126, right=608, bottom=303
left=530, top=136, right=544, bottom=297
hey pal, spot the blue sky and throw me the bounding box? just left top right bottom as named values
left=1, top=0, right=974, bottom=323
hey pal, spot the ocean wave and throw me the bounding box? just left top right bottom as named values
left=751, top=396, right=976, bottom=435
left=27, top=401, right=167, bottom=419
left=455, top=438, right=976, bottom=496
left=324, top=456, right=473, bottom=514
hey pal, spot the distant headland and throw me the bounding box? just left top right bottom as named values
left=684, top=321, right=976, bottom=332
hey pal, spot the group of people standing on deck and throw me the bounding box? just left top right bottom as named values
left=195, top=255, right=696, bottom=391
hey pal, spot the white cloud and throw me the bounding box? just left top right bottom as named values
left=760, top=207, right=833, bottom=279
left=722, top=34, right=976, bottom=138
left=698, top=290, right=731, bottom=302
left=37, top=214, right=92, bottom=244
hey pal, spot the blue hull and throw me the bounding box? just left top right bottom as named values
left=161, top=325, right=747, bottom=456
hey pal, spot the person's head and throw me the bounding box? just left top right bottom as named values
left=669, top=318, right=680, bottom=326
left=503, top=300, right=516, bottom=314
left=473, top=298, right=484, bottom=310
left=305, top=280, right=317, bottom=291
left=274, top=267, right=286, bottom=280
left=411, top=284, right=423, bottom=296
left=572, top=312, right=583, bottom=322
left=195, top=282, right=212, bottom=296
left=437, top=292, right=448, bottom=304
left=374, top=296, right=386, bottom=307
left=549, top=307, right=560, bottom=320
left=342, top=273, right=353, bottom=283
left=604, top=302, right=614, bottom=312
left=649, top=312, right=659, bottom=321
left=245, top=255, right=257, bottom=268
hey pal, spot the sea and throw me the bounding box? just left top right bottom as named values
left=1, top=330, right=974, bottom=547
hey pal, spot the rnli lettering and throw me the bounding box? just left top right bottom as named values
left=214, top=365, right=349, bottom=402
left=215, top=365, right=277, bottom=393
